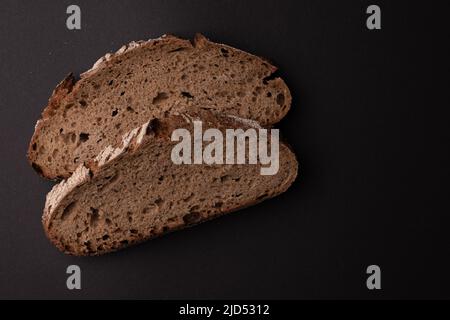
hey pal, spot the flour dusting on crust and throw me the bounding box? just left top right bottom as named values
left=81, top=35, right=169, bottom=77
left=94, top=120, right=150, bottom=166
left=226, top=115, right=262, bottom=129
left=43, top=165, right=90, bottom=223
left=43, top=119, right=152, bottom=225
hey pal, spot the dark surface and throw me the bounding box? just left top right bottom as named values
left=0, top=0, right=449, bottom=299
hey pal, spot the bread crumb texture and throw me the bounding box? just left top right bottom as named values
left=28, top=34, right=292, bottom=180
left=43, top=110, right=298, bottom=255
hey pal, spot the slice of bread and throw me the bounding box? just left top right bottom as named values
left=43, top=110, right=298, bottom=256
left=28, top=34, right=292, bottom=180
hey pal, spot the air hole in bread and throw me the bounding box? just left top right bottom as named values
left=155, top=197, right=164, bottom=206
left=108, top=80, right=114, bottom=86
left=183, top=212, right=201, bottom=224
left=102, top=234, right=109, bottom=240
left=79, top=100, right=87, bottom=108
left=266, top=92, right=272, bottom=98
left=190, top=205, right=200, bottom=212
left=150, top=119, right=162, bottom=136
left=214, top=201, right=223, bottom=208
left=106, top=173, right=119, bottom=184
left=220, top=48, right=229, bottom=57
left=276, top=93, right=285, bottom=106
left=97, top=173, right=119, bottom=191
left=89, top=207, right=100, bottom=227
left=84, top=240, right=92, bottom=251
left=79, top=132, right=89, bottom=142
left=61, top=201, right=76, bottom=221
left=168, top=47, right=187, bottom=53
left=126, top=106, right=134, bottom=112
left=181, top=91, right=194, bottom=99
left=111, top=109, right=118, bottom=117
left=32, top=143, right=37, bottom=151
left=63, top=103, right=74, bottom=118
left=152, top=92, right=168, bottom=105
left=127, top=212, right=133, bottom=223
left=120, top=91, right=125, bottom=96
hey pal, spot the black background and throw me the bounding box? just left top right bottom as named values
left=0, top=0, right=449, bottom=299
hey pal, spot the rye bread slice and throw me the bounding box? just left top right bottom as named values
left=43, top=110, right=298, bottom=256
left=28, top=33, right=292, bottom=180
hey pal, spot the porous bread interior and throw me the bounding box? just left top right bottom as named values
left=46, top=141, right=297, bottom=256
left=29, top=35, right=291, bottom=179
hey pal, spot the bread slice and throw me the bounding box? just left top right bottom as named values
left=43, top=110, right=298, bottom=256
left=28, top=33, right=292, bottom=180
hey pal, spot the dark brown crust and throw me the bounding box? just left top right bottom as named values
left=42, top=110, right=298, bottom=256
left=27, top=33, right=291, bottom=180
left=27, top=73, right=77, bottom=180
